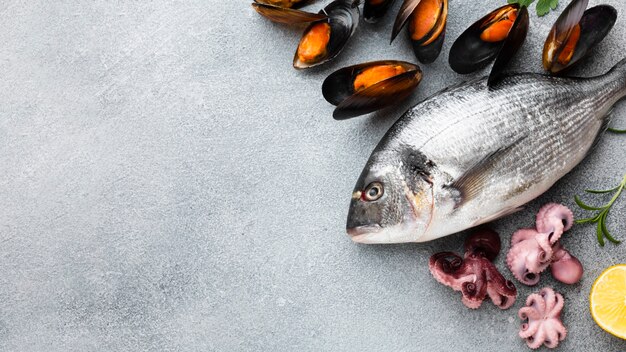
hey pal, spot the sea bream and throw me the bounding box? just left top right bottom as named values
left=347, top=58, right=626, bottom=243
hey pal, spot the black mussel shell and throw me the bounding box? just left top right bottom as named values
left=254, top=0, right=313, bottom=9
left=252, top=2, right=328, bottom=24
left=322, top=60, right=422, bottom=119
left=391, top=0, right=421, bottom=43
left=543, top=0, right=617, bottom=74
left=293, top=0, right=359, bottom=69
left=364, top=0, right=396, bottom=23
left=408, top=0, right=448, bottom=64
left=488, top=6, right=529, bottom=86
left=449, top=4, right=525, bottom=74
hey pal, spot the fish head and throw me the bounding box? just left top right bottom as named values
left=346, top=150, right=434, bottom=243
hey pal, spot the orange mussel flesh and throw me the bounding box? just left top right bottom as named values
left=556, top=24, right=581, bottom=66
left=479, top=7, right=517, bottom=42
left=255, top=0, right=306, bottom=9
left=353, top=65, right=407, bottom=92
left=409, top=0, right=441, bottom=41
left=297, top=22, right=331, bottom=63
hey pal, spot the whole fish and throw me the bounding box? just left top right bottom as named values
left=347, top=58, right=626, bottom=243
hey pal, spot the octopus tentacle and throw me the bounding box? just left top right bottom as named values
left=526, top=293, right=547, bottom=316
left=536, top=203, right=573, bottom=237
left=519, top=319, right=540, bottom=339
left=518, top=306, right=543, bottom=322
left=461, top=275, right=488, bottom=309
left=511, top=228, right=539, bottom=246
left=486, top=277, right=516, bottom=309
left=429, top=252, right=468, bottom=287
left=525, top=325, right=546, bottom=349
left=543, top=324, right=560, bottom=349
left=507, top=243, right=544, bottom=286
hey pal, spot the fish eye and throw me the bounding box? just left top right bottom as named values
left=363, top=182, right=384, bottom=201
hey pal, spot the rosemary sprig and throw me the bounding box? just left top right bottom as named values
left=575, top=174, right=626, bottom=246
left=608, top=127, right=626, bottom=134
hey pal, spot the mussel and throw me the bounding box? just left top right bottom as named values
left=322, top=60, right=422, bottom=119
left=364, top=0, right=396, bottom=23
left=391, top=0, right=448, bottom=64
left=252, top=0, right=328, bottom=24
left=254, top=0, right=312, bottom=9
left=293, top=0, right=359, bottom=69
left=543, top=0, right=617, bottom=74
left=449, top=4, right=529, bottom=85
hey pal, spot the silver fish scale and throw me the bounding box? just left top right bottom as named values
left=383, top=71, right=624, bottom=229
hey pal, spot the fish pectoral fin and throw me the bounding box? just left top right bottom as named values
left=448, top=135, right=527, bottom=208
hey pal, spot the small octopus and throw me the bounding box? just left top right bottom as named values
left=506, top=203, right=583, bottom=285
left=429, top=229, right=517, bottom=309
left=519, top=287, right=567, bottom=349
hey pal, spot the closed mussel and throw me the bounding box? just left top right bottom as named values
left=543, top=0, right=617, bottom=74
left=449, top=3, right=529, bottom=84
left=293, top=0, right=359, bottom=69
left=252, top=0, right=328, bottom=24
left=391, top=0, right=448, bottom=64
left=364, top=0, right=396, bottom=23
left=322, top=60, right=422, bottom=119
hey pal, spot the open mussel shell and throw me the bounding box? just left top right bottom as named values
left=543, top=0, right=617, bottom=74
left=293, top=0, right=359, bottom=69
left=322, top=60, right=422, bottom=119
left=407, top=0, right=448, bottom=64
left=449, top=4, right=528, bottom=75
left=364, top=0, right=396, bottom=23
left=391, top=0, right=420, bottom=43
left=488, top=6, right=529, bottom=86
left=252, top=2, right=328, bottom=24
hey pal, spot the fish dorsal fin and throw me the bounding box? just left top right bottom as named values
left=448, top=135, right=527, bottom=207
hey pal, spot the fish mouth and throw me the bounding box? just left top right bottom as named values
left=347, top=225, right=382, bottom=243
left=347, top=225, right=381, bottom=237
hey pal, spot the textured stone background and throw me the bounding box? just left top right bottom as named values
left=1, top=0, right=625, bottom=351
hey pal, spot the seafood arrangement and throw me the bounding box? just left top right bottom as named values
left=346, top=60, right=626, bottom=243
left=252, top=0, right=625, bottom=348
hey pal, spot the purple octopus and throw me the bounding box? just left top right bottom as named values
left=506, top=203, right=583, bottom=285
left=429, top=229, right=517, bottom=309
left=519, top=287, right=567, bottom=349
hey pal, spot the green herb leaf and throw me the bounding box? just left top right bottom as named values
left=575, top=217, right=598, bottom=224
left=585, top=186, right=620, bottom=194
left=536, top=0, right=559, bottom=16
left=608, top=127, right=626, bottom=134
left=575, top=174, right=626, bottom=246
left=596, top=220, right=605, bottom=246
left=574, top=195, right=603, bottom=211
left=600, top=210, right=621, bottom=244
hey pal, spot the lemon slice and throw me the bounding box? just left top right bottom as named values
left=590, top=264, right=626, bottom=340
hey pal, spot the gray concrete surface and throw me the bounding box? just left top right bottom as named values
left=1, top=0, right=625, bottom=351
